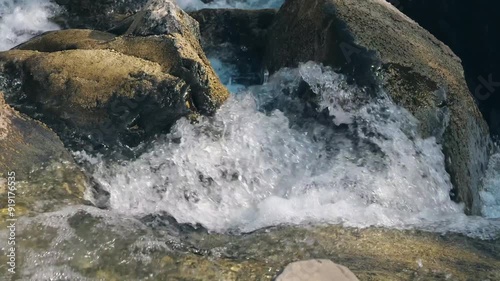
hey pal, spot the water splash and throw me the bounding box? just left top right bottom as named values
left=0, top=0, right=61, bottom=51
left=176, top=0, right=284, bottom=10
left=481, top=144, right=500, bottom=218
left=78, top=62, right=500, bottom=237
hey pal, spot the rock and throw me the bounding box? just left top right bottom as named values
left=190, top=8, right=277, bottom=86
left=264, top=0, right=492, bottom=214
left=0, top=92, right=88, bottom=214
left=276, top=260, right=360, bottom=281
left=54, top=0, right=148, bottom=31
left=0, top=48, right=189, bottom=150
left=0, top=1, right=229, bottom=151
left=393, top=0, right=500, bottom=139
left=125, top=0, right=200, bottom=38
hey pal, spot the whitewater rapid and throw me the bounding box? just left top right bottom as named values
left=75, top=62, right=500, bottom=237
left=0, top=0, right=60, bottom=51
left=1, top=0, right=500, bottom=238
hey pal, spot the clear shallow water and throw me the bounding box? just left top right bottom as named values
left=0, top=0, right=60, bottom=51
left=76, top=62, right=500, bottom=238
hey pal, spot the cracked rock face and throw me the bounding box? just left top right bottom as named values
left=0, top=0, right=229, bottom=153
left=264, top=0, right=491, bottom=214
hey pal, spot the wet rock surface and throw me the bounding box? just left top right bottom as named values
left=0, top=1, right=229, bottom=152
left=54, top=0, right=148, bottom=31
left=394, top=0, right=500, bottom=139
left=264, top=0, right=491, bottom=214
left=0, top=92, right=88, bottom=215
left=0, top=1, right=499, bottom=281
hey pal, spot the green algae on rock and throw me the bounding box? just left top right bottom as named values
left=264, top=0, right=492, bottom=215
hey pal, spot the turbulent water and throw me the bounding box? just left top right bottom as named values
left=2, top=0, right=500, bottom=237
left=0, top=0, right=60, bottom=51
left=481, top=146, right=500, bottom=218
left=71, top=61, right=500, bottom=238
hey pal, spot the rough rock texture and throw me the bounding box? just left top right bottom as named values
left=276, top=260, right=360, bottom=281
left=190, top=9, right=277, bottom=85
left=0, top=92, right=88, bottom=214
left=0, top=1, right=229, bottom=151
left=0, top=48, right=189, bottom=149
left=54, top=0, right=148, bottom=31
left=394, top=0, right=500, bottom=138
left=264, top=0, right=492, bottom=214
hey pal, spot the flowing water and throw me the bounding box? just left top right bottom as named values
left=176, top=0, right=284, bottom=10
left=1, top=0, right=500, bottom=279
left=0, top=0, right=499, bottom=238
left=0, top=0, right=60, bottom=51
left=74, top=61, right=500, bottom=237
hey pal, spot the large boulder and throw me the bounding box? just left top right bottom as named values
left=264, top=0, right=492, bottom=214
left=0, top=48, right=189, bottom=150
left=0, top=1, right=229, bottom=151
left=0, top=92, right=88, bottom=214
left=393, top=0, right=500, bottom=138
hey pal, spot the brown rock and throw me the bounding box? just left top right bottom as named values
left=1, top=1, right=229, bottom=150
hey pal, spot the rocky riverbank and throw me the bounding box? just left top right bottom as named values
left=0, top=0, right=499, bottom=280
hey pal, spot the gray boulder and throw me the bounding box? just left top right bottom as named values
left=264, top=0, right=492, bottom=214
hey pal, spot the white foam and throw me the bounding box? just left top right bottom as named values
left=176, top=0, right=284, bottom=10
left=0, top=0, right=60, bottom=51
left=480, top=149, right=500, bottom=218
left=80, top=62, right=500, bottom=237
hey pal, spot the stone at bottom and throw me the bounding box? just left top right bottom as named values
left=276, top=259, right=360, bottom=281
